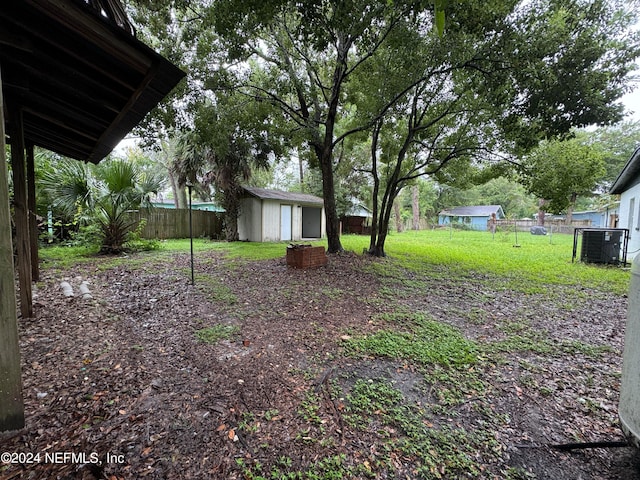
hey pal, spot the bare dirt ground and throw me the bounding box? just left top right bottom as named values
left=1, top=247, right=639, bottom=479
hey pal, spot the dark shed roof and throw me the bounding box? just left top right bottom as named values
left=243, top=187, right=324, bottom=205
left=610, top=147, right=640, bottom=194
left=1, top=0, right=185, bottom=164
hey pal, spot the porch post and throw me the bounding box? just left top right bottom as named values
left=0, top=63, right=26, bottom=431
left=27, top=142, right=39, bottom=282
left=9, top=105, right=33, bottom=319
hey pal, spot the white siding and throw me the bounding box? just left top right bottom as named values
left=262, top=200, right=282, bottom=242
left=237, top=198, right=250, bottom=241
left=238, top=197, right=262, bottom=242
left=292, top=204, right=301, bottom=241
left=239, top=196, right=326, bottom=242
left=620, top=183, right=640, bottom=261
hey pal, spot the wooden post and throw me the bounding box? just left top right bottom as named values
left=0, top=64, right=26, bottom=431
left=9, top=106, right=33, bottom=319
left=27, top=142, right=39, bottom=282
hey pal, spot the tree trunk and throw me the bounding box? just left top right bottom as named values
left=372, top=194, right=396, bottom=257
left=394, top=200, right=403, bottom=233
left=298, top=154, right=304, bottom=187
left=368, top=118, right=412, bottom=257
left=168, top=171, right=181, bottom=208
left=369, top=180, right=380, bottom=253
left=314, top=131, right=342, bottom=252
left=537, top=199, right=546, bottom=226
left=565, top=206, right=574, bottom=226
left=368, top=122, right=382, bottom=253
left=537, top=209, right=545, bottom=226
left=0, top=65, right=25, bottom=431
left=370, top=232, right=387, bottom=257
left=565, top=193, right=577, bottom=226
left=412, top=185, right=420, bottom=230
left=225, top=212, right=240, bottom=241
left=222, top=188, right=241, bottom=242
left=177, top=185, right=188, bottom=209
left=319, top=152, right=342, bottom=252
left=315, top=36, right=349, bottom=254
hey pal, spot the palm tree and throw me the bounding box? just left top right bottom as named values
left=173, top=121, right=271, bottom=242
left=42, top=157, right=164, bottom=253
left=93, top=160, right=163, bottom=252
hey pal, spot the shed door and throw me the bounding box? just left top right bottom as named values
left=280, top=205, right=292, bottom=241
left=302, top=207, right=322, bottom=238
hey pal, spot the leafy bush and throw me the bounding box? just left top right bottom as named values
left=124, top=219, right=161, bottom=252
left=67, top=223, right=103, bottom=248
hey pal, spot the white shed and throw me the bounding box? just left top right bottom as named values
left=238, top=187, right=325, bottom=242
left=610, top=146, right=640, bottom=261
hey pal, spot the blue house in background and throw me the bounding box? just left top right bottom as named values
left=571, top=210, right=605, bottom=227
left=438, top=205, right=505, bottom=231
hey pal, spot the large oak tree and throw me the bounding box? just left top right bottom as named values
left=348, top=0, right=639, bottom=255
left=126, top=0, right=639, bottom=255
left=207, top=0, right=449, bottom=252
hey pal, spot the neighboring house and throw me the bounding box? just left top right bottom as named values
left=572, top=206, right=620, bottom=228
left=238, top=187, right=325, bottom=242
left=438, top=205, right=505, bottom=231
left=572, top=210, right=603, bottom=227
left=151, top=200, right=224, bottom=212
left=341, top=203, right=372, bottom=235
left=610, top=146, right=640, bottom=260
left=605, top=201, right=621, bottom=228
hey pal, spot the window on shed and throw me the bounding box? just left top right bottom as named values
left=629, top=198, right=635, bottom=233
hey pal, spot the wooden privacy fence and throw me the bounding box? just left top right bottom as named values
left=128, top=208, right=223, bottom=239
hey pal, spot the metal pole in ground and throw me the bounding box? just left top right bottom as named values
left=187, top=183, right=194, bottom=285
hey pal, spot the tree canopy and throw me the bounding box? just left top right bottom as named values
left=574, top=121, right=640, bottom=190
left=172, top=92, right=281, bottom=241
left=121, top=0, right=640, bottom=253
left=520, top=138, right=606, bottom=222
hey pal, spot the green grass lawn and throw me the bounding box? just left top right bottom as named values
left=39, top=229, right=631, bottom=294
left=342, top=229, right=630, bottom=295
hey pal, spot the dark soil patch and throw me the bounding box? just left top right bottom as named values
left=1, top=248, right=638, bottom=479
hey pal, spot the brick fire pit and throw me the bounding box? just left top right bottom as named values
left=286, top=244, right=328, bottom=269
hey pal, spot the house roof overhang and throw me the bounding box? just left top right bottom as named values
left=611, top=147, right=640, bottom=195
left=0, top=0, right=185, bottom=164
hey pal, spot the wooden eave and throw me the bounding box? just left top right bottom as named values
left=0, top=0, right=185, bottom=164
